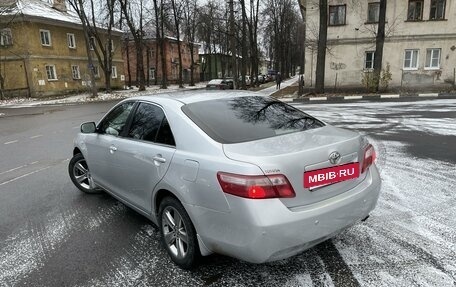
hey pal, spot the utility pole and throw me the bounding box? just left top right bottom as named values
left=229, top=0, right=237, bottom=89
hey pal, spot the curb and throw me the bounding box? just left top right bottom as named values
left=279, top=92, right=456, bottom=103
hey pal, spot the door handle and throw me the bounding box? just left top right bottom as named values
left=153, top=155, right=166, bottom=164
left=109, top=145, right=117, bottom=154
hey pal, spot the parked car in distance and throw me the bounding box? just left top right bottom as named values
left=206, top=79, right=228, bottom=90
left=238, top=75, right=251, bottom=86
left=223, top=78, right=234, bottom=89
left=257, top=74, right=266, bottom=84
left=69, top=91, right=381, bottom=270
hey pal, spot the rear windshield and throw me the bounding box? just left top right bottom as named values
left=182, top=96, right=325, bottom=144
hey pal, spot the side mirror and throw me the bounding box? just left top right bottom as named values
left=81, top=122, right=96, bottom=134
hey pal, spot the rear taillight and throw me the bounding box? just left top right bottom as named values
left=361, top=144, right=376, bottom=173
left=217, top=172, right=295, bottom=199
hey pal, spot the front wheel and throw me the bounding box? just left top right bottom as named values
left=68, top=153, right=100, bottom=194
left=159, top=197, right=200, bottom=269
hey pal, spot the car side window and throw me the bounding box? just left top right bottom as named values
left=127, top=103, right=163, bottom=141
left=156, top=117, right=176, bottom=146
left=98, top=102, right=135, bottom=136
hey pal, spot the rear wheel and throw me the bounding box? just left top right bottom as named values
left=68, top=153, right=100, bottom=194
left=159, top=197, right=200, bottom=269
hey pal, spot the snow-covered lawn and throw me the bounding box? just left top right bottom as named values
left=0, top=83, right=207, bottom=107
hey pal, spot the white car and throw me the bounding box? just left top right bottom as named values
left=69, top=91, right=381, bottom=269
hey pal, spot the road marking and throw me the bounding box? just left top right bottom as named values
left=0, top=113, right=5, bottom=116
left=4, top=140, right=18, bottom=145
left=380, top=94, right=400, bottom=99
left=30, top=135, right=43, bottom=139
left=0, top=166, right=52, bottom=186
left=310, top=97, right=328, bottom=101
left=344, top=96, right=363, bottom=100
left=0, top=161, right=39, bottom=176
left=418, top=93, right=439, bottom=97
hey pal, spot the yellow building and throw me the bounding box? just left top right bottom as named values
left=0, top=0, right=124, bottom=98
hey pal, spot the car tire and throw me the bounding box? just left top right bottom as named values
left=159, top=196, right=200, bottom=269
left=68, top=153, right=100, bottom=194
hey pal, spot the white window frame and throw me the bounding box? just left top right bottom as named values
left=71, top=65, right=81, bottom=79
left=0, top=28, right=13, bottom=46
left=40, top=29, right=52, bottom=46
left=425, top=48, right=441, bottom=70
left=67, top=33, right=76, bottom=48
left=403, top=49, right=419, bottom=70
left=45, top=65, right=57, bottom=81
left=364, top=51, right=375, bottom=70
left=111, top=66, right=118, bottom=79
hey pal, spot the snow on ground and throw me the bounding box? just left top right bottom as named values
left=294, top=99, right=456, bottom=286
left=0, top=83, right=207, bottom=108
left=0, top=78, right=297, bottom=109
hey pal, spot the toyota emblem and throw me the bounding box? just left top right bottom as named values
left=329, top=151, right=341, bottom=165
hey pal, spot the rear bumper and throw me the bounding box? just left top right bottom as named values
left=187, top=165, right=381, bottom=263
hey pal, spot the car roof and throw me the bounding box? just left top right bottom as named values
left=207, top=79, right=224, bottom=84
left=126, top=90, right=258, bottom=105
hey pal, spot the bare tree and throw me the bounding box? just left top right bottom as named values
left=373, top=0, right=387, bottom=92
left=152, top=0, right=168, bottom=89
left=171, top=0, right=183, bottom=87
left=119, top=0, right=146, bottom=91
left=67, top=0, right=99, bottom=97
left=315, top=0, right=327, bottom=93
left=263, top=0, right=302, bottom=78
left=182, top=0, right=199, bottom=86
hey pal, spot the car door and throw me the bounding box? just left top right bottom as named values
left=85, top=101, right=136, bottom=192
left=107, top=102, right=176, bottom=213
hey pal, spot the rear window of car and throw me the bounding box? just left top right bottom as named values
left=181, top=96, right=325, bottom=144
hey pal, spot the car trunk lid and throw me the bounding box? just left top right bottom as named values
left=222, top=126, right=367, bottom=208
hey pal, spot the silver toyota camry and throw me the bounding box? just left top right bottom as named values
left=69, top=91, right=381, bottom=269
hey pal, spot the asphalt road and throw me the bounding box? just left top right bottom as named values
left=0, top=99, right=455, bottom=287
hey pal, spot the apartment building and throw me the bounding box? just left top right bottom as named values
left=0, top=0, right=124, bottom=98
left=123, top=36, right=200, bottom=86
left=302, top=0, right=456, bottom=90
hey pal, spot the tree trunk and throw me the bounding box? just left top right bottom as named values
left=373, top=0, right=387, bottom=92
left=315, top=0, right=327, bottom=93
left=126, top=39, right=132, bottom=87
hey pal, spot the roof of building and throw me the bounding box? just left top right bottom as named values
left=1, top=0, right=122, bottom=33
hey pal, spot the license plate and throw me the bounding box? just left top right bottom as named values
left=304, top=162, right=360, bottom=190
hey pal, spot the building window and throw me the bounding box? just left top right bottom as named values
left=67, top=33, right=76, bottom=48
left=112, top=66, right=117, bottom=78
left=40, top=29, right=51, bottom=46
left=45, top=65, right=57, bottom=80
left=430, top=0, right=445, bottom=20
left=110, top=40, right=115, bottom=52
left=425, top=48, right=441, bottom=69
left=89, top=36, right=96, bottom=50
left=365, top=51, right=375, bottom=69
left=329, top=5, right=346, bottom=26
left=407, top=0, right=423, bottom=20
left=0, top=29, right=12, bottom=46
left=93, top=65, right=100, bottom=78
left=71, top=65, right=81, bottom=79
left=149, top=68, right=155, bottom=80
left=403, top=49, right=419, bottom=70
left=367, top=2, right=380, bottom=23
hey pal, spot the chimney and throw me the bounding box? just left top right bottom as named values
left=52, top=0, right=67, bottom=12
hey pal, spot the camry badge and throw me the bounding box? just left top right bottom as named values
left=329, top=151, right=341, bottom=165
